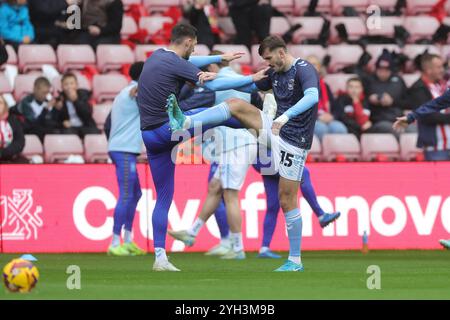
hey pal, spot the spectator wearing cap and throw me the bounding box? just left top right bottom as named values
left=365, top=51, right=410, bottom=138
left=307, top=55, right=348, bottom=141
left=0, top=94, right=27, bottom=163
left=407, top=54, right=450, bottom=161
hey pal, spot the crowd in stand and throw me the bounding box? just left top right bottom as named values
left=1, top=0, right=450, bottom=163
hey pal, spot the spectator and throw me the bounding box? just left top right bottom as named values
left=27, top=0, right=75, bottom=48
left=0, top=0, right=35, bottom=50
left=335, top=77, right=372, bottom=139
left=364, top=51, right=410, bottom=138
left=226, top=0, right=272, bottom=49
left=307, top=55, right=348, bottom=140
left=15, top=77, right=63, bottom=141
left=183, top=0, right=220, bottom=49
left=69, top=0, right=123, bottom=48
left=407, top=54, right=450, bottom=161
left=56, top=73, right=100, bottom=138
left=0, top=94, right=27, bottom=163
left=0, top=38, right=8, bottom=65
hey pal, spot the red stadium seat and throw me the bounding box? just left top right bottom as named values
left=272, top=0, right=294, bottom=13
left=328, top=45, right=363, bottom=73
left=288, top=45, right=327, bottom=62
left=139, top=16, right=173, bottom=35
left=52, top=73, right=92, bottom=92
left=251, top=45, right=268, bottom=70
left=121, top=15, right=139, bottom=39
left=18, top=45, right=57, bottom=73
left=212, top=45, right=251, bottom=65
left=84, top=134, right=109, bottom=163
left=308, top=135, right=322, bottom=162
left=0, top=72, right=12, bottom=94
left=407, top=0, right=440, bottom=15
left=331, top=0, right=369, bottom=15
left=57, top=45, right=96, bottom=73
left=322, top=134, right=361, bottom=162
left=330, top=17, right=367, bottom=43
left=289, top=17, right=324, bottom=44
left=323, top=74, right=357, bottom=96
left=93, top=75, right=128, bottom=103
left=192, top=44, right=210, bottom=56
left=96, top=45, right=135, bottom=73
left=402, top=73, right=421, bottom=89
left=361, top=134, right=400, bottom=161
left=14, top=74, right=42, bottom=101
left=122, top=0, right=143, bottom=9
left=135, top=44, right=164, bottom=61
left=143, top=0, right=180, bottom=13
left=404, top=16, right=440, bottom=43
left=22, top=135, right=44, bottom=160
left=92, top=103, right=113, bottom=130
left=294, top=0, right=331, bottom=15
left=44, top=134, right=84, bottom=163
left=367, top=17, right=404, bottom=38
left=270, top=17, right=290, bottom=36
left=400, top=133, right=423, bottom=161
left=218, top=17, right=236, bottom=36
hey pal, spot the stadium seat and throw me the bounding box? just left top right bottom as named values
left=121, top=15, right=139, bottom=39
left=330, top=17, right=367, bottom=43
left=322, top=134, right=361, bottom=162
left=18, top=45, right=57, bottom=73
left=308, top=135, right=322, bottom=162
left=139, top=16, right=173, bottom=35
left=52, top=73, right=92, bottom=92
left=84, top=134, right=109, bottom=163
left=407, top=0, right=440, bottom=15
left=404, top=16, right=440, bottom=43
left=92, top=103, right=113, bottom=130
left=288, top=45, right=327, bottom=62
left=370, top=0, right=398, bottom=9
left=57, top=45, right=96, bottom=73
left=0, top=72, right=12, bottom=94
left=251, top=45, right=268, bottom=71
left=400, top=133, right=423, bottom=161
left=192, top=44, right=210, bottom=57
left=289, top=17, right=324, bottom=44
left=323, top=74, right=357, bottom=96
left=14, top=74, right=42, bottom=101
left=22, top=135, right=44, bottom=161
left=365, top=44, right=401, bottom=70
left=4, top=45, right=17, bottom=66
left=361, top=134, right=400, bottom=161
left=270, top=17, right=290, bottom=36
left=271, top=0, right=294, bottom=13
left=93, top=74, right=128, bottom=103
left=331, top=0, right=370, bottom=15
left=143, top=0, right=180, bottom=12
left=402, top=73, right=421, bottom=88
left=366, top=17, right=404, bottom=38
left=96, top=45, right=135, bottom=73
left=212, top=45, right=251, bottom=65
left=135, top=45, right=164, bottom=61
left=402, top=45, right=441, bottom=60
left=328, top=45, right=363, bottom=73
left=44, top=134, right=84, bottom=163
left=294, top=0, right=331, bottom=15
left=218, top=17, right=236, bottom=36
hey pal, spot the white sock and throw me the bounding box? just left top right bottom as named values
left=124, top=230, right=133, bottom=243
left=155, top=247, right=168, bottom=262
left=111, top=234, right=121, bottom=247
left=183, top=116, right=192, bottom=129
left=188, top=218, right=205, bottom=237
left=260, top=246, right=270, bottom=254
left=220, top=236, right=231, bottom=248
left=288, top=256, right=301, bottom=265
left=230, top=232, right=244, bottom=252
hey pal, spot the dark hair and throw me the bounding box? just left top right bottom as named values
left=61, top=72, right=77, bottom=83
left=34, top=77, right=51, bottom=88
left=258, top=35, right=287, bottom=56
left=209, top=50, right=228, bottom=68
left=170, top=23, right=197, bottom=44
left=129, top=61, right=145, bottom=81
left=347, top=77, right=362, bottom=85
left=420, top=53, right=442, bottom=71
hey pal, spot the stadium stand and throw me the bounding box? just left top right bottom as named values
left=322, top=134, right=362, bottom=162
left=57, top=45, right=96, bottom=73
left=44, top=134, right=84, bottom=163
left=22, top=135, right=44, bottom=161
left=18, top=45, right=57, bottom=73
left=84, top=134, right=110, bottom=163
left=361, top=134, right=401, bottom=162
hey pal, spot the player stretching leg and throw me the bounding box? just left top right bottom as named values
left=168, top=36, right=320, bottom=271
left=138, top=23, right=267, bottom=271
left=108, top=62, right=146, bottom=256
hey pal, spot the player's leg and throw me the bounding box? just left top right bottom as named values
left=108, top=151, right=133, bottom=256
left=220, top=188, right=245, bottom=260
left=301, top=167, right=341, bottom=228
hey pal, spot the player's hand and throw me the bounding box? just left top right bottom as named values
left=252, top=67, right=269, bottom=82
left=197, top=71, right=217, bottom=84
left=221, top=52, right=245, bottom=63
left=393, top=116, right=409, bottom=132
left=272, top=114, right=289, bottom=136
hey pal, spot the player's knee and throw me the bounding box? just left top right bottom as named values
left=208, top=179, right=222, bottom=195
left=278, top=190, right=296, bottom=212
left=225, top=98, right=245, bottom=114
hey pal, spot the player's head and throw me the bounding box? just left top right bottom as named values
left=346, top=77, right=363, bottom=99
left=421, top=53, right=444, bottom=82
left=129, top=61, right=145, bottom=81
left=33, top=77, right=52, bottom=102
left=258, top=36, right=288, bottom=72
left=170, top=23, right=198, bottom=60
left=206, top=50, right=228, bottom=73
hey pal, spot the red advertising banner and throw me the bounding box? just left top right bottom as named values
left=0, top=163, right=449, bottom=253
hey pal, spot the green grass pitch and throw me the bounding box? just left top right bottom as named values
left=1, top=250, right=449, bottom=300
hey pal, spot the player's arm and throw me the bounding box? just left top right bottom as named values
left=188, top=52, right=245, bottom=68
left=200, top=68, right=268, bottom=91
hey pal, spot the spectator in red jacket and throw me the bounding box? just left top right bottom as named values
left=0, top=94, right=27, bottom=163
left=335, top=77, right=372, bottom=139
